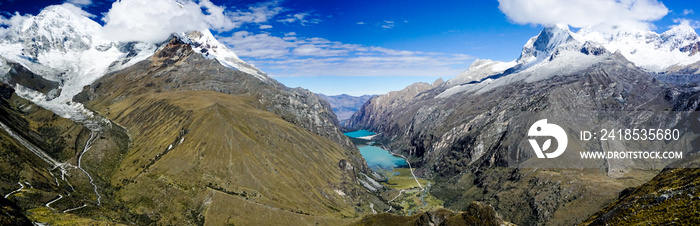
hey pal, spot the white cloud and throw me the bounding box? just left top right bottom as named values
left=0, top=12, right=31, bottom=39
left=56, top=3, right=95, bottom=18
left=218, top=32, right=473, bottom=77
left=381, top=20, right=395, bottom=29
left=65, top=0, right=92, bottom=7
left=673, top=18, right=700, bottom=29
left=278, top=12, right=320, bottom=26
left=103, top=0, right=213, bottom=43
left=218, top=32, right=296, bottom=58
left=230, top=1, right=283, bottom=26
left=294, top=13, right=307, bottom=20
left=197, top=0, right=237, bottom=31
left=259, top=24, right=273, bottom=29
left=101, top=0, right=283, bottom=43
left=498, top=0, right=669, bottom=31
left=356, top=21, right=365, bottom=25
left=683, top=9, right=694, bottom=15
left=284, top=32, right=296, bottom=36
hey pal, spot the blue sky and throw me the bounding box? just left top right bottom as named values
left=1, top=0, right=700, bottom=95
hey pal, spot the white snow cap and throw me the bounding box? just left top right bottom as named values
left=440, top=20, right=700, bottom=98
left=176, top=30, right=269, bottom=81
left=578, top=22, right=700, bottom=72
left=0, top=3, right=268, bottom=120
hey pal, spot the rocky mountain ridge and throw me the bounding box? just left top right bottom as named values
left=348, top=24, right=700, bottom=224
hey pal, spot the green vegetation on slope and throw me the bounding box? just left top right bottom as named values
left=581, top=154, right=700, bottom=225
left=351, top=201, right=513, bottom=226
left=88, top=90, right=376, bottom=224
left=0, top=83, right=148, bottom=224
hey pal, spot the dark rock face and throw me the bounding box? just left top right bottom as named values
left=580, top=41, right=610, bottom=56
left=533, top=26, right=575, bottom=54
left=0, top=197, right=32, bottom=226
left=348, top=54, right=700, bottom=224
left=680, top=41, right=700, bottom=56
left=348, top=81, right=441, bottom=134
left=2, top=61, right=61, bottom=99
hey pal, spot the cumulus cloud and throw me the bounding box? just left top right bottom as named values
left=0, top=12, right=31, bottom=39
left=218, top=32, right=472, bottom=77
left=682, top=9, right=694, bottom=15
left=197, top=0, right=237, bottom=31
left=101, top=0, right=283, bottom=43
left=498, top=0, right=669, bottom=31
left=65, top=0, right=92, bottom=7
left=103, top=0, right=211, bottom=43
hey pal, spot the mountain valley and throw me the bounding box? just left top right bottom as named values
left=0, top=2, right=699, bottom=226
left=348, top=24, right=700, bottom=225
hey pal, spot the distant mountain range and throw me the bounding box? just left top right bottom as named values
left=317, top=93, right=375, bottom=122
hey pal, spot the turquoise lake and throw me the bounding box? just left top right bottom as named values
left=345, top=130, right=407, bottom=170
left=358, top=146, right=407, bottom=170
left=343, top=130, right=376, bottom=138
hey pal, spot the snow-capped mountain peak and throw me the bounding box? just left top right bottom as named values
left=0, top=4, right=273, bottom=120
left=0, top=4, right=158, bottom=120
left=175, top=30, right=269, bottom=81
left=577, top=24, right=700, bottom=72
left=444, top=59, right=516, bottom=86
left=3, top=4, right=102, bottom=58
left=440, top=23, right=700, bottom=98
left=661, top=23, right=699, bottom=50
left=518, top=24, right=581, bottom=64
left=1, top=4, right=157, bottom=99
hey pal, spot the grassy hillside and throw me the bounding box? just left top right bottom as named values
left=581, top=153, right=700, bottom=225
left=0, top=83, right=143, bottom=224
left=0, top=38, right=386, bottom=225
left=351, top=202, right=513, bottom=226
left=87, top=90, right=376, bottom=224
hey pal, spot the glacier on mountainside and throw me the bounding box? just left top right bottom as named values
left=438, top=23, right=700, bottom=98
left=0, top=4, right=268, bottom=120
